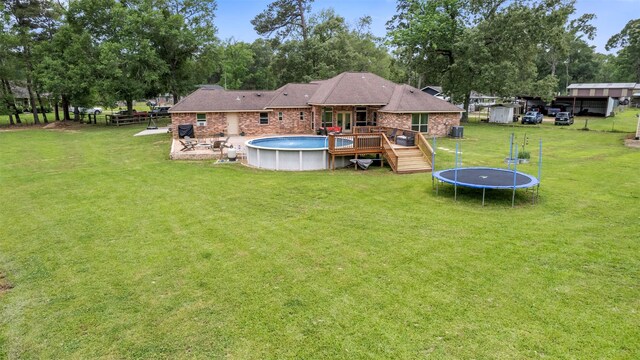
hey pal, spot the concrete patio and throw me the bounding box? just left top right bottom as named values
left=169, top=135, right=262, bottom=160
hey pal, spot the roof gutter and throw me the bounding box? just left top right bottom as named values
left=168, top=110, right=273, bottom=114
left=379, top=110, right=464, bottom=113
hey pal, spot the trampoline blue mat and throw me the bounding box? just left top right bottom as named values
left=433, top=167, right=539, bottom=189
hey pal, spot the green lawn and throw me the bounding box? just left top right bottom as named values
left=0, top=111, right=639, bottom=359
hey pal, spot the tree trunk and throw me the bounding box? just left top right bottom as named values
left=2, top=79, right=21, bottom=124
left=61, top=95, right=70, bottom=121
left=297, top=0, right=308, bottom=43
left=24, top=45, right=40, bottom=125
left=126, top=98, right=134, bottom=115
left=54, top=100, right=60, bottom=121
left=36, top=90, right=48, bottom=123
left=0, top=79, right=10, bottom=125
left=26, top=78, right=40, bottom=125
left=173, top=93, right=179, bottom=105
left=73, top=106, right=79, bottom=121
left=461, top=92, right=471, bottom=122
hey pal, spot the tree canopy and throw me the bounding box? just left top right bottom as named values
left=0, top=0, right=636, bottom=124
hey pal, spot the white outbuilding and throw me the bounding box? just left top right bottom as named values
left=489, top=104, right=519, bottom=124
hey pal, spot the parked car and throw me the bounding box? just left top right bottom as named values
left=547, top=107, right=561, bottom=116
left=114, top=110, right=148, bottom=117
left=149, top=106, right=171, bottom=117
left=554, top=112, right=574, bottom=126
left=521, top=111, right=543, bottom=124
left=75, top=107, right=103, bottom=114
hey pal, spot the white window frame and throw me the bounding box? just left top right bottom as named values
left=196, top=113, right=207, bottom=127
left=300, top=112, right=305, bottom=121
left=259, top=112, right=269, bottom=125
left=278, top=112, right=283, bottom=121
left=412, top=113, right=428, bottom=133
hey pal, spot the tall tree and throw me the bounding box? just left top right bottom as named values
left=35, top=24, right=98, bottom=121
left=4, top=0, right=61, bottom=124
left=0, top=4, right=22, bottom=124
left=606, top=19, right=640, bottom=82
left=69, top=0, right=167, bottom=114
left=153, top=0, right=219, bottom=103
left=251, top=0, right=313, bottom=42
left=270, top=9, right=392, bottom=84
left=388, top=0, right=581, bottom=119
left=219, top=40, right=254, bottom=89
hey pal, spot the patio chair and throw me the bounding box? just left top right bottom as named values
left=179, top=137, right=196, bottom=151
left=386, top=128, right=398, bottom=142
left=213, top=136, right=230, bottom=156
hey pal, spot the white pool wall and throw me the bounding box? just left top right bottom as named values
left=245, top=135, right=351, bottom=171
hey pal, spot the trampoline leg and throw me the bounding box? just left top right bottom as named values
left=531, top=188, right=535, bottom=204
left=454, top=184, right=457, bottom=202
left=512, top=188, right=516, bottom=208
left=482, top=188, right=485, bottom=206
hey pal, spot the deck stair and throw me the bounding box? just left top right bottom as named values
left=393, top=146, right=432, bottom=174
left=328, top=127, right=435, bottom=174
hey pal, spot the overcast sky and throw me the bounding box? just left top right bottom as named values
left=216, top=0, right=640, bottom=54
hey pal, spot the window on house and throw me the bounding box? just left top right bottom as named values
left=412, top=113, right=428, bottom=133
left=322, top=108, right=333, bottom=127
left=196, top=113, right=206, bottom=126
left=278, top=112, right=283, bottom=121
left=299, top=112, right=304, bottom=120
left=355, top=107, right=367, bottom=127
left=259, top=112, right=269, bottom=125
left=370, top=111, right=378, bottom=126
left=311, top=112, right=315, bottom=129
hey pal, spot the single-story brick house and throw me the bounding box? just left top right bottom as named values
left=169, top=72, right=463, bottom=138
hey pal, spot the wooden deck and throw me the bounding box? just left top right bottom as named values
left=328, top=127, right=435, bottom=174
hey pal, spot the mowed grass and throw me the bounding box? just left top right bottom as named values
left=0, top=111, right=639, bottom=359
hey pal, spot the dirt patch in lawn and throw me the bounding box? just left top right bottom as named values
left=0, top=272, right=13, bottom=295
left=0, top=124, right=44, bottom=132
left=43, top=121, right=84, bottom=132
left=624, top=136, right=640, bottom=148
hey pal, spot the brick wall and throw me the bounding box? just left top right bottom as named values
left=311, top=105, right=383, bottom=130
left=171, top=108, right=313, bottom=138
left=378, top=112, right=461, bottom=137
left=171, top=112, right=226, bottom=139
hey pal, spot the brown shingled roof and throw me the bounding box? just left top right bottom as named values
left=381, top=84, right=463, bottom=113
left=265, top=83, right=319, bottom=108
left=170, top=72, right=464, bottom=113
left=308, top=72, right=396, bottom=105
left=169, top=88, right=276, bottom=112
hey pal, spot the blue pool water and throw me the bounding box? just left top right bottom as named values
left=248, top=136, right=351, bottom=149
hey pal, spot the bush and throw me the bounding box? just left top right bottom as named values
left=518, top=151, right=530, bottom=159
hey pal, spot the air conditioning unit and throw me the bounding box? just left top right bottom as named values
left=450, top=126, right=464, bottom=138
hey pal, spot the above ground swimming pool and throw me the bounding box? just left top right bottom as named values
left=245, top=136, right=353, bottom=171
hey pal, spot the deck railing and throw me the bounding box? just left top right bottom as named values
left=327, top=133, right=384, bottom=154
left=416, top=132, right=435, bottom=167
left=381, top=133, right=399, bottom=172
left=328, top=126, right=431, bottom=173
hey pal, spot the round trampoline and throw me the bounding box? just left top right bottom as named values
left=432, top=167, right=539, bottom=189
left=430, top=134, right=542, bottom=206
